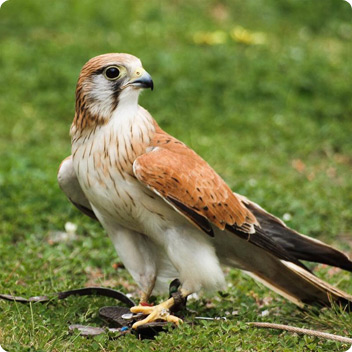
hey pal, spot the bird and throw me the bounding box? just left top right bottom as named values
left=58, top=53, right=352, bottom=328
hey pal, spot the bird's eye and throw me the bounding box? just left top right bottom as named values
left=104, top=66, right=121, bottom=80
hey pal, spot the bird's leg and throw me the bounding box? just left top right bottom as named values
left=139, top=291, right=151, bottom=305
left=131, top=288, right=191, bottom=329
left=137, top=275, right=156, bottom=306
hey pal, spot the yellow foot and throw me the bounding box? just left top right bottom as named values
left=130, top=297, right=183, bottom=329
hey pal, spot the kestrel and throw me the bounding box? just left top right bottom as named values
left=58, top=53, right=352, bottom=328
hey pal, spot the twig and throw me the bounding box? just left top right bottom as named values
left=248, top=322, right=352, bottom=344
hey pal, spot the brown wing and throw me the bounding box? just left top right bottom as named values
left=133, top=126, right=257, bottom=236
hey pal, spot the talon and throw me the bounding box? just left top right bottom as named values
left=130, top=297, right=183, bottom=329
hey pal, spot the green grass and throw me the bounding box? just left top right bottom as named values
left=1, top=0, right=352, bottom=350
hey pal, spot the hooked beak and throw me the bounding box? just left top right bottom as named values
left=129, top=69, right=154, bottom=91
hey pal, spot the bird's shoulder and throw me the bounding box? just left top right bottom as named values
left=151, top=122, right=196, bottom=154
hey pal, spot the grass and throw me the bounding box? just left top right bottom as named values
left=1, top=0, right=352, bottom=350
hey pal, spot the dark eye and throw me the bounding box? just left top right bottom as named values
left=104, top=66, right=121, bottom=80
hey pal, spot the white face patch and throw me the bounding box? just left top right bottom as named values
left=85, top=75, right=117, bottom=119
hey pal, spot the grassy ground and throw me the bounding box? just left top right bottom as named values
left=1, top=0, right=352, bottom=350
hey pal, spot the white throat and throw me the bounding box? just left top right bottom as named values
left=108, top=88, right=155, bottom=153
left=111, top=87, right=140, bottom=125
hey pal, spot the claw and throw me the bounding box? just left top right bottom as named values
left=130, top=297, right=183, bottom=329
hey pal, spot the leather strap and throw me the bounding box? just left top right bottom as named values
left=0, top=287, right=135, bottom=307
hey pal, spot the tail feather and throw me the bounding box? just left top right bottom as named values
left=236, top=193, right=352, bottom=272
left=245, top=271, right=305, bottom=307
left=217, top=227, right=352, bottom=308
left=245, top=260, right=352, bottom=308
left=282, top=261, right=352, bottom=304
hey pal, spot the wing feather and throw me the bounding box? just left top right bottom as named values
left=236, top=193, right=352, bottom=271
left=133, top=129, right=257, bottom=235
left=58, top=156, right=97, bottom=220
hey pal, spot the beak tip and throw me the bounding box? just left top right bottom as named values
left=130, top=72, right=154, bottom=90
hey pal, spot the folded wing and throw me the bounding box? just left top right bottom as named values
left=57, top=156, right=97, bottom=220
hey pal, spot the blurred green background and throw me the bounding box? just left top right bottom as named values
left=0, top=0, right=351, bottom=351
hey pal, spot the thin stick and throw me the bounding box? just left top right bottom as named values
left=248, top=322, right=352, bottom=344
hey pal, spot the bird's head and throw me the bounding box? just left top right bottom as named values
left=73, top=53, right=153, bottom=131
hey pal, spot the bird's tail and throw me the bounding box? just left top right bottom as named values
left=245, top=260, right=352, bottom=308
left=217, top=226, right=352, bottom=308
